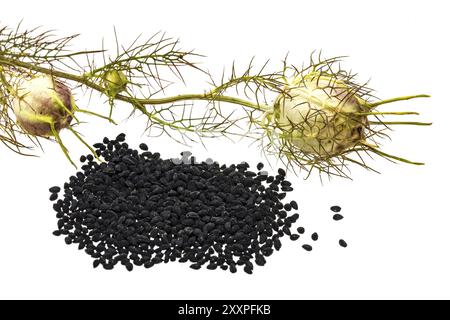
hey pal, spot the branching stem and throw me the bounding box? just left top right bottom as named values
left=0, top=25, right=432, bottom=178
left=0, top=57, right=269, bottom=112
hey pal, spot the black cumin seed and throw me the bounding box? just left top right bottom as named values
left=49, top=186, right=61, bottom=193
left=290, top=234, right=300, bottom=241
left=190, top=263, right=201, bottom=270
left=125, top=263, right=134, bottom=271
left=331, top=205, right=341, bottom=213
left=290, top=201, right=298, bottom=210
left=244, top=264, right=253, bottom=274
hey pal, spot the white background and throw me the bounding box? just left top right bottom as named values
left=1, top=0, right=449, bottom=299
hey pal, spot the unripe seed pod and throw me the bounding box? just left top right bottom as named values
left=103, top=70, right=128, bottom=96
left=12, top=75, right=74, bottom=137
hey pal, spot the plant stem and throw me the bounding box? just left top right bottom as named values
left=68, top=127, right=101, bottom=162
left=362, top=142, right=425, bottom=165
left=355, top=111, right=419, bottom=116
left=370, top=121, right=432, bottom=126
left=369, top=94, right=430, bottom=108
left=144, top=93, right=270, bottom=111
left=0, top=57, right=270, bottom=112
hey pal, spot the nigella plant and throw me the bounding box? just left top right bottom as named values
left=0, top=23, right=430, bottom=178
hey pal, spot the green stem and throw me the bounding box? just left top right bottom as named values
left=68, top=127, right=101, bottom=161
left=0, top=57, right=269, bottom=112
left=355, top=111, right=419, bottom=116
left=370, top=121, right=432, bottom=126
left=369, top=94, right=430, bottom=108
left=361, top=142, right=424, bottom=165
left=76, top=108, right=117, bottom=124
left=50, top=122, right=76, bottom=167
left=144, top=93, right=268, bottom=111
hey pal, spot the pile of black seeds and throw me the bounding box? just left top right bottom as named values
left=50, top=133, right=307, bottom=274
left=50, top=134, right=348, bottom=272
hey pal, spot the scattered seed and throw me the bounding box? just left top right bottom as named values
left=139, top=143, right=148, bottom=151
left=311, top=232, right=318, bottom=241
left=331, top=205, right=341, bottom=213
left=116, top=133, right=126, bottom=142
left=125, top=263, right=134, bottom=271
left=333, top=214, right=344, bottom=221
left=281, top=181, right=291, bottom=187
left=297, top=227, right=305, bottom=234
left=257, top=163, right=264, bottom=170
left=49, top=186, right=61, bottom=193
left=339, top=239, right=347, bottom=248
left=290, top=234, right=300, bottom=241
left=302, top=244, right=312, bottom=252
left=290, top=200, right=298, bottom=210
left=49, top=193, right=58, bottom=201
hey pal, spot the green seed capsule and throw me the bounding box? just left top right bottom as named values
left=103, top=70, right=128, bottom=96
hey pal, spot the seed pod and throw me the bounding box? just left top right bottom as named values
left=274, top=75, right=367, bottom=157
left=12, top=75, right=74, bottom=137
left=103, top=70, right=128, bottom=96
left=266, top=56, right=430, bottom=178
